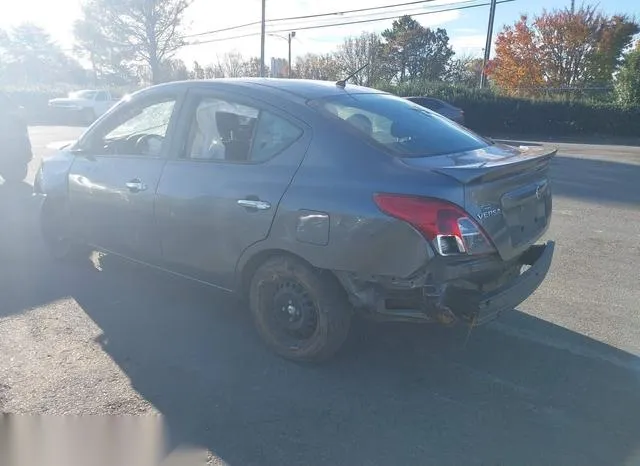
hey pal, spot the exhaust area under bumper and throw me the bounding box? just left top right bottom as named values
left=337, top=241, right=555, bottom=326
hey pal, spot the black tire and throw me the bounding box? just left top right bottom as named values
left=249, top=255, right=352, bottom=362
left=40, top=198, right=88, bottom=262
left=1, top=162, right=28, bottom=183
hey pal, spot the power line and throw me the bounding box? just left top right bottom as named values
left=185, top=0, right=515, bottom=47
left=264, top=0, right=482, bottom=29
left=184, top=0, right=466, bottom=38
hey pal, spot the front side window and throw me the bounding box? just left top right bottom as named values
left=313, top=93, right=487, bottom=157
left=86, top=98, right=176, bottom=157
left=186, top=97, right=302, bottom=162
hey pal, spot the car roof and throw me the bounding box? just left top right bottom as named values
left=143, top=78, right=388, bottom=101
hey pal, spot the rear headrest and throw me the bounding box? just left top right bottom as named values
left=346, top=113, right=373, bottom=135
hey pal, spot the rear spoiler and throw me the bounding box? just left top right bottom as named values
left=433, top=148, right=557, bottom=184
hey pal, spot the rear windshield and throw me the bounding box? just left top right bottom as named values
left=313, top=93, right=487, bottom=157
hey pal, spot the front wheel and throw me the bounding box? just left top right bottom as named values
left=249, top=256, right=352, bottom=362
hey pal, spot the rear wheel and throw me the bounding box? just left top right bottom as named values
left=40, top=198, right=88, bottom=262
left=249, top=256, right=352, bottom=362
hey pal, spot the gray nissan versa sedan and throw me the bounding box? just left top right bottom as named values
left=34, top=79, right=555, bottom=362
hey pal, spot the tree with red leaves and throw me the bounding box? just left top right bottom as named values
left=486, top=5, right=638, bottom=95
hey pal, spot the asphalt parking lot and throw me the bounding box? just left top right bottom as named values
left=1, top=126, right=639, bottom=466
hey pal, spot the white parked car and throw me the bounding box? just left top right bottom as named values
left=48, top=90, right=119, bottom=123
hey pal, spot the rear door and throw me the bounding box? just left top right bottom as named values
left=68, top=91, right=181, bottom=261
left=155, top=88, right=311, bottom=289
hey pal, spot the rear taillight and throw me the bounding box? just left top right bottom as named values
left=373, top=194, right=495, bottom=256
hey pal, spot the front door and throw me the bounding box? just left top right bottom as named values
left=68, top=93, right=180, bottom=262
left=155, top=89, right=311, bottom=289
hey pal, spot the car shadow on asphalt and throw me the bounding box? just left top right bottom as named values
left=493, top=136, right=640, bottom=147
left=0, top=181, right=67, bottom=319
left=490, top=140, right=640, bottom=206
left=61, top=253, right=640, bottom=466
left=492, top=139, right=544, bottom=148
left=1, top=162, right=639, bottom=465
left=550, top=155, right=640, bottom=206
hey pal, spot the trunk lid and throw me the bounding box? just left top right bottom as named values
left=401, top=143, right=556, bottom=261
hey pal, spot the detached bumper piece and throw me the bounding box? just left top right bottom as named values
left=445, top=241, right=555, bottom=325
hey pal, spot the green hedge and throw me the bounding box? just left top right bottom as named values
left=4, top=82, right=640, bottom=137
left=378, top=81, right=640, bottom=138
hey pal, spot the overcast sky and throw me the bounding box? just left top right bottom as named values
left=1, top=0, right=638, bottom=66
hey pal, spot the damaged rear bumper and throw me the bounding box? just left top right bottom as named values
left=337, top=241, right=555, bottom=326
left=453, top=241, right=554, bottom=325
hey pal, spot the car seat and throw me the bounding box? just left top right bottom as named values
left=191, top=102, right=225, bottom=160
left=345, top=113, right=373, bottom=137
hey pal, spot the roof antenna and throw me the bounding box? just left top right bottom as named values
left=336, top=63, right=369, bottom=88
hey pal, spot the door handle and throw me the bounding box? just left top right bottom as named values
left=237, top=199, right=271, bottom=211
left=125, top=179, right=147, bottom=192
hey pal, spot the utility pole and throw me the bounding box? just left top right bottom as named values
left=288, top=32, right=296, bottom=78
left=571, top=0, right=575, bottom=13
left=260, top=0, right=266, bottom=77
left=480, top=0, right=497, bottom=89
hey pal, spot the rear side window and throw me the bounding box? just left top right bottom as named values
left=314, top=93, right=486, bottom=157
left=252, top=111, right=302, bottom=162
left=185, top=97, right=302, bottom=163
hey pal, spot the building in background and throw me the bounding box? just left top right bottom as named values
left=270, top=58, right=289, bottom=78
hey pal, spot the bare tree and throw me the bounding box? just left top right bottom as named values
left=294, top=53, right=341, bottom=81
left=335, top=32, right=383, bottom=86
left=75, top=0, right=192, bottom=84
left=0, top=23, right=88, bottom=86
left=190, top=60, right=205, bottom=80
left=216, top=51, right=246, bottom=78
left=445, top=54, right=484, bottom=86
left=242, top=57, right=263, bottom=77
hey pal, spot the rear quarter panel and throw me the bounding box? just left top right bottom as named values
left=237, top=117, right=466, bottom=281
